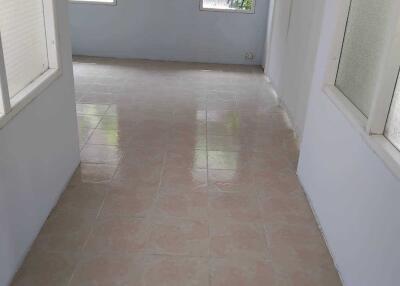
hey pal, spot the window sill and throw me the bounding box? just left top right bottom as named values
left=200, top=7, right=255, bottom=14
left=69, top=0, right=117, bottom=6
left=0, top=68, right=62, bottom=130
left=324, top=85, right=400, bottom=181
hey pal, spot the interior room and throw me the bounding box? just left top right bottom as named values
left=0, top=0, right=399, bottom=285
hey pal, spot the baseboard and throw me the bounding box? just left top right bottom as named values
left=264, top=75, right=344, bottom=285
left=263, top=77, right=301, bottom=148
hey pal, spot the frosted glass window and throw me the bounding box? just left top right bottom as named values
left=335, top=0, right=395, bottom=117
left=385, top=73, right=400, bottom=151
left=0, top=0, right=49, bottom=98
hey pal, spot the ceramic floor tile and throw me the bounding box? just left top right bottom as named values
left=168, top=133, right=207, bottom=152
left=208, top=151, right=240, bottom=170
left=11, top=250, right=77, bottom=286
left=77, top=115, right=102, bottom=129
left=207, top=135, right=244, bottom=152
left=154, top=191, right=208, bottom=219
left=87, top=129, right=132, bottom=146
left=76, top=103, right=110, bottom=115
left=11, top=58, right=341, bottom=286
left=100, top=192, right=156, bottom=218
left=35, top=194, right=99, bottom=253
left=69, top=254, right=144, bottom=286
left=166, top=150, right=207, bottom=169
left=109, top=180, right=160, bottom=197
left=254, top=169, right=302, bottom=196
left=208, top=192, right=263, bottom=224
left=80, top=144, right=123, bottom=164
left=259, top=193, right=315, bottom=226
left=208, top=169, right=255, bottom=193
left=78, top=128, right=94, bottom=148
left=112, top=163, right=163, bottom=186
left=57, top=183, right=109, bottom=212
left=142, top=255, right=209, bottom=286
left=120, top=147, right=165, bottom=167
left=84, top=217, right=150, bottom=254
left=210, top=257, right=278, bottom=286
left=70, top=163, right=117, bottom=184
left=160, top=167, right=208, bottom=194
left=146, top=216, right=209, bottom=256
left=209, top=220, right=268, bottom=259
left=97, top=115, right=135, bottom=131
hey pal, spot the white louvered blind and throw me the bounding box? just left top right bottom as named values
left=0, top=0, right=49, bottom=98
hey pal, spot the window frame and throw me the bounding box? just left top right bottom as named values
left=200, top=0, right=256, bottom=14
left=69, top=0, right=117, bottom=6
left=0, top=0, right=61, bottom=129
left=323, top=0, right=400, bottom=178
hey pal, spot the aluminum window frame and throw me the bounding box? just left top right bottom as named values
left=0, top=0, right=61, bottom=129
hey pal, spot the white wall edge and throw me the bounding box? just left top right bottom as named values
left=7, top=159, right=80, bottom=285
left=297, top=175, right=346, bottom=286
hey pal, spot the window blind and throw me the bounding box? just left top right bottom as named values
left=0, top=0, right=49, bottom=98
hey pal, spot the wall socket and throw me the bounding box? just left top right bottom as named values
left=245, top=52, right=254, bottom=60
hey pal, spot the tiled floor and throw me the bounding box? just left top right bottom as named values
left=12, top=57, right=342, bottom=286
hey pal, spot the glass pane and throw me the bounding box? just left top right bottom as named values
left=335, top=0, right=395, bottom=117
left=0, top=0, right=49, bottom=98
left=202, top=0, right=254, bottom=12
left=385, top=72, right=400, bottom=150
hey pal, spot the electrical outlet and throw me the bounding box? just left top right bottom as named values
left=245, top=52, right=254, bottom=60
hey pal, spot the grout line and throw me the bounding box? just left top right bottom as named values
left=205, top=95, right=213, bottom=286
left=67, top=153, right=120, bottom=286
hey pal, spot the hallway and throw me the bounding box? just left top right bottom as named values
left=12, top=57, right=341, bottom=285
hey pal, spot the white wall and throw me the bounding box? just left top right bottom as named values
left=262, top=0, right=275, bottom=69
left=265, top=0, right=323, bottom=139
left=0, top=1, right=80, bottom=285
left=264, top=0, right=291, bottom=88
left=298, top=0, right=400, bottom=285
left=69, top=0, right=269, bottom=65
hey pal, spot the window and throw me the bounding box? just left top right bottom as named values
left=324, top=0, right=400, bottom=174
left=70, top=0, right=116, bottom=5
left=200, top=0, right=255, bottom=13
left=0, top=0, right=59, bottom=127
left=385, top=73, right=400, bottom=150
left=335, top=0, right=395, bottom=117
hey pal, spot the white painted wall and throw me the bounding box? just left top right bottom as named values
left=0, top=1, right=80, bottom=285
left=298, top=0, right=400, bottom=285
left=264, top=0, right=323, bottom=139
left=262, top=0, right=275, bottom=69
left=264, top=0, right=291, bottom=88
left=69, top=0, right=269, bottom=65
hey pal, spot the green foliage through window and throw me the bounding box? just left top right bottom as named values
left=230, top=0, right=253, bottom=11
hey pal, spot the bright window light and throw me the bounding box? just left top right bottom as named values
left=201, top=0, right=255, bottom=13
left=70, top=0, right=116, bottom=4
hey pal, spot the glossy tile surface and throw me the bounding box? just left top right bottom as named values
left=11, top=57, right=342, bottom=286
